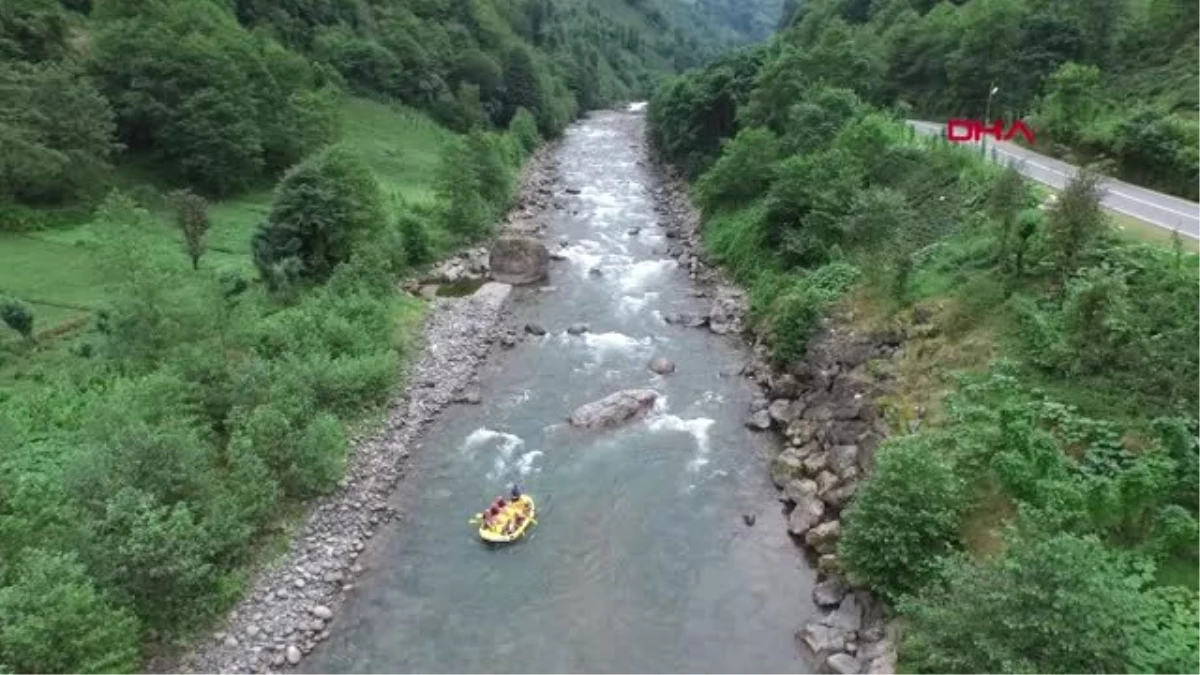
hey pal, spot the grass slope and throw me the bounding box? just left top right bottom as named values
left=0, top=97, right=451, bottom=374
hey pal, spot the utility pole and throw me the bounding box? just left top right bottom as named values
left=982, top=83, right=998, bottom=158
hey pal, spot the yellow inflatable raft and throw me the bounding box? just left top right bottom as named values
left=476, top=495, right=536, bottom=543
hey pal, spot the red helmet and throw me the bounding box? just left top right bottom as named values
left=489, top=506, right=500, bottom=516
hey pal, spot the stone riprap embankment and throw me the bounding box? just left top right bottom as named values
left=648, top=157, right=902, bottom=675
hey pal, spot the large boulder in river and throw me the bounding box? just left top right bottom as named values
left=488, top=236, right=549, bottom=285
left=569, top=389, right=658, bottom=429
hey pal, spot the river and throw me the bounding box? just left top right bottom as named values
left=304, top=107, right=819, bottom=673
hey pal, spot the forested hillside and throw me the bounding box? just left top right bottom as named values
left=649, top=1, right=1200, bottom=670
left=771, top=0, right=1198, bottom=199
left=0, top=0, right=738, bottom=671
left=679, top=0, right=786, bottom=42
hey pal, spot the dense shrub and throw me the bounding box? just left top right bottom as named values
left=508, top=107, right=541, bottom=156
left=0, top=61, right=118, bottom=204
left=694, top=127, right=780, bottom=213
left=90, top=0, right=336, bottom=195
left=766, top=262, right=859, bottom=361
left=0, top=550, right=141, bottom=674
left=840, top=435, right=966, bottom=602
left=899, top=532, right=1190, bottom=673
left=1, top=297, right=34, bottom=342
left=252, top=146, right=385, bottom=287
left=434, top=130, right=515, bottom=240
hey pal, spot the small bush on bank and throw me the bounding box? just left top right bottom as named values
left=840, top=435, right=967, bottom=603
left=252, top=145, right=385, bottom=289
left=899, top=531, right=1197, bottom=674
left=695, top=127, right=780, bottom=213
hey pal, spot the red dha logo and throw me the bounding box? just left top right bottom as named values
left=946, top=119, right=1036, bottom=144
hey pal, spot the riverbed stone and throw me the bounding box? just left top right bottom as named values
left=770, top=448, right=806, bottom=487
left=812, top=577, right=848, bottom=608
left=822, top=483, right=858, bottom=511
left=815, top=469, right=840, bottom=496
left=783, top=478, right=818, bottom=504
left=825, top=594, right=864, bottom=634
left=806, top=519, right=842, bottom=555
left=787, top=494, right=825, bottom=537
left=648, top=357, right=676, bottom=374
left=768, top=399, right=803, bottom=427
left=488, top=236, right=549, bottom=285
left=826, top=652, right=862, bottom=674
left=800, top=622, right=846, bottom=658
left=569, top=389, right=659, bottom=429
left=310, top=605, right=332, bottom=620
left=802, top=452, right=828, bottom=476
left=828, top=445, right=859, bottom=478
left=768, top=373, right=801, bottom=399
left=566, top=322, right=589, bottom=335
left=745, top=409, right=772, bottom=431
left=285, top=645, right=302, bottom=665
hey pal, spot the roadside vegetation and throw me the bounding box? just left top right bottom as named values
left=0, top=0, right=740, bottom=670
left=649, top=4, right=1199, bottom=670
left=769, top=0, right=1198, bottom=200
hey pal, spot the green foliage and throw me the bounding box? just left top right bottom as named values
left=0, top=550, right=141, bottom=674
left=0, top=61, right=118, bottom=204
left=694, top=127, right=779, bottom=213
left=1045, top=170, right=1108, bottom=283
left=508, top=107, right=541, bottom=156
left=899, top=532, right=1182, bottom=673
left=91, top=0, right=336, bottom=196
left=840, top=435, right=966, bottom=603
left=766, top=262, right=859, bottom=361
left=169, top=189, right=210, bottom=270
left=434, top=129, right=514, bottom=241
left=0, top=297, right=33, bottom=342
left=648, top=47, right=765, bottom=176
left=396, top=209, right=434, bottom=266
left=253, top=145, right=385, bottom=288
left=0, top=0, right=70, bottom=63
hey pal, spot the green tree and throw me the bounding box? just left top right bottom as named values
left=0, top=550, right=141, bottom=674
left=987, top=166, right=1029, bottom=271
left=396, top=210, right=433, bottom=266
left=0, top=61, right=118, bottom=203
left=695, top=127, right=780, bottom=212
left=252, top=145, right=386, bottom=287
left=900, top=532, right=1157, bottom=673
left=840, top=435, right=966, bottom=602
left=1045, top=169, right=1107, bottom=284
left=169, top=189, right=210, bottom=270
left=0, top=0, right=69, bottom=62
left=0, top=297, right=34, bottom=343
left=503, top=45, right=544, bottom=126
left=91, top=0, right=329, bottom=196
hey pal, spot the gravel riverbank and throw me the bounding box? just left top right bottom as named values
left=171, top=145, right=562, bottom=675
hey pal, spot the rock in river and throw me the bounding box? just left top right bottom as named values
left=745, top=409, right=771, bottom=431
left=569, top=389, right=659, bottom=429
left=567, top=322, right=590, bottom=335
left=488, top=236, right=549, bottom=285
left=648, top=357, right=676, bottom=374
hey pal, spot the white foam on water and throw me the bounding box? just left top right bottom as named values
left=582, top=331, right=654, bottom=359
left=646, top=409, right=717, bottom=473
left=628, top=101, right=648, bottom=112
left=515, top=450, right=544, bottom=476
left=618, top=291, right=660, bottom=315
left=620, top=259, right=676, bottom=292
left=464, top=428, right=525, bottom=460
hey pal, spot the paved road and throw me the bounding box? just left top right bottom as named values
left=909, top=120, right=1200, bottom=240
